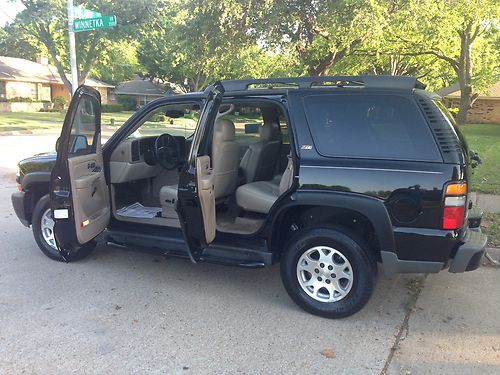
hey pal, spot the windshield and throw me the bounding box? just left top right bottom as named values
left=126, top=103, right=200, bottom=139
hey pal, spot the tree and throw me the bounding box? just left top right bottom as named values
left=380, top=0, right=500, bottom=124
left=255, top=0, right=384, bottom=76
left=137, top=0, right=287, bottom=91
left=10, top=0, right=155, bottom=93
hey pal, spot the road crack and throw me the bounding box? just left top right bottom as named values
left=380, top=275, right=426, bottom=375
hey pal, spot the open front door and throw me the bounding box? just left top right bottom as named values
left=177, top=84, right=223, bottom=262
left=50, top=86, right=110, bottom=260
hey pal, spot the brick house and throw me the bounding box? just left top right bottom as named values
left=436, top=81, right=500, bottom=124
left=0, top=56, right=114, bottom=111
left=114, top=77, right=167, bottom=108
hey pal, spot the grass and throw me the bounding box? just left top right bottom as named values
left=0, top=111, right=135, bottom=134
left=460, top=123, right=500, bottom=195
left=481, top=213, right=500, bottom=248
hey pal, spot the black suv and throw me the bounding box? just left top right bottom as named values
left=11, top=76, right=487, bottom=318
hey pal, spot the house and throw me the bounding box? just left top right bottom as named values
left=114, top=76, right=167, bottom=108
left=0, top=55, right=114, bottom=111
left=436, top=80, right=500, bottom=124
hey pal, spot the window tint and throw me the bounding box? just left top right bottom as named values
left=303, top=94, right=441, bottom=161
left=68, top=95, right=99, bottom=156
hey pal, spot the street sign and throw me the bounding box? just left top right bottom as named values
left=73, top=5, right=102, bottom=19
left=73, top=15, right=117, bottom=32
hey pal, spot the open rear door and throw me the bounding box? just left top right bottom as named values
left=50, top=86, right=110, bottom=260
left=177, top=84, right=223, bottom=262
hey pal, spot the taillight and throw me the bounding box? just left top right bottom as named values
left=443, top=183, right=467, bottom=230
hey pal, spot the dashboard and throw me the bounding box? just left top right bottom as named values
left=109, top=135, right=188, bottom=184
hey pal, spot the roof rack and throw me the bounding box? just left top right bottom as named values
left=220, top=75, right=426, bottom=92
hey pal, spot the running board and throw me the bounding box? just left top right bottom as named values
left=103, top=230, right=272, bottom=268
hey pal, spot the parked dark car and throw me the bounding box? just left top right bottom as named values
left=12, top=76, right=487, bottom=318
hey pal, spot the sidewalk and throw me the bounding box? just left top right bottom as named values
left=387, top=265, right=500, bottom=374
left=476, top=193, right=500, bottom=214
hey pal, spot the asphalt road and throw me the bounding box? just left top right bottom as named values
left=0, top=134, right=499, bottom=374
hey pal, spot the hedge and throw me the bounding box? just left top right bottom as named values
left=101, top=104, right=124, bottom=113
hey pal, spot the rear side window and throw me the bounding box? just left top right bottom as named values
left=303, top=94, right=441, bottom=161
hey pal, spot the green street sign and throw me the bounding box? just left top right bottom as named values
left=73, top=6, right=102, bottom=19
left=73, top=15, right=117, bottom=32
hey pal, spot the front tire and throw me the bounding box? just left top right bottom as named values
left=32, top=195, right=95, bottom=261
left=280, top=227, right=377, bottom=319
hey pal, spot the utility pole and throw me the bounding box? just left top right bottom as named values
left=67, top=0, right=79, bottom=96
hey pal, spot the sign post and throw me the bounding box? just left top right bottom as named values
left=66, top=3, right=116, bottom=96
left=66, top=0, right=79, bottom=96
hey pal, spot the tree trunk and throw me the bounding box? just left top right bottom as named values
left=457, top=86, right=472, bottom=125
left=456, top=24, right=474, bottom=125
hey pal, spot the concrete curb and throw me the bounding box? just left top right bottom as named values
left=484, top=247, right=500, bottom=267
left=0, top=129, right=60, bottom=136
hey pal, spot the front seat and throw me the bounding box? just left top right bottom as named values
left=240, top=122, right=281, bottom=183
left=236, top=154, right=293, bottom=214
left=160, top=185, right=178, bottom=218
left=212, top=119, right=240, bottom=199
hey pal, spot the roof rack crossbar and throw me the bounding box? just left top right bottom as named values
left=220, top=75, right=425, bottom=92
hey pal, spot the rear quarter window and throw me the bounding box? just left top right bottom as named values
left=303, top=93, right=441, bottom=162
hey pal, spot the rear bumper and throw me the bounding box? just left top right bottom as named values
left=11, top=191, right=29, bottom=227
left=448, top=230, right=487, bottom=273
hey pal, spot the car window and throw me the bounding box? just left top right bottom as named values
left=303, top=94, right=441, bottom=161
left=68, top=95, right=98, bottom=156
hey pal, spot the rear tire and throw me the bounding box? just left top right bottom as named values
left=32, top=195, right=95, bottom=261
left=280, top=227, right=377, bottom=319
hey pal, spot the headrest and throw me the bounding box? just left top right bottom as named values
left=259, top=122, right=279, bottom=141
left=214, top=119, right=235, bottom=141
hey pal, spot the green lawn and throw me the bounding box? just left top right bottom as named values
left=481, top=213, right=500, bottom=248
left=460, top=123, right=500, bottom=195
left=0, top=111, right=135, bottom=136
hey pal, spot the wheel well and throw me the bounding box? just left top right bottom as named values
left=271, top=205, right=382, bottom=261
left=24, top=182, right=50, bottom=224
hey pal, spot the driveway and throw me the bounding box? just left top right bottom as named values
left=0, top=135, right=498, bottom=374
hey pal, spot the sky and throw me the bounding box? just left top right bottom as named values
left=0, top=0, right=25, bottom=27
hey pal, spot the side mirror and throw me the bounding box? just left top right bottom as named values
left=70, top=134, right=89, bottom=154
left=245, top=123, right=260, bottom=134
left=56, top=135, right=89, bottom=154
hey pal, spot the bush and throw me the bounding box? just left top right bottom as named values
left=448, top=107, right=459, bottom=120
left=53, top=96, right=67, bottom=109
left=116, top=95, right=137, bottom=111
left=8, top=97, right=32, bottom=102
left=39, top=108, right=62, bottom=113
left=101, top=103, right=124, bottom=113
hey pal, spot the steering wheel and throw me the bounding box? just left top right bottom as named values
left=155, top=133, right=180, bottom=170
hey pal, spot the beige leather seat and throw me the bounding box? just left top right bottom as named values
left=236, top=155, right=293, bottom=214
left=240, top=122, right=281, bottom=183
left=160, top=185, right=178, bottom=218
left=212, top=119, right=240, bottom=199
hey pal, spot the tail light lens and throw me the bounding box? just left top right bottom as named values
left=443, top=183, right=467, bottom=230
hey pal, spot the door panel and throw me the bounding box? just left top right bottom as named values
left=68, top=146, right=110, bottom=244
left=196, top=156, right=215, bottom=243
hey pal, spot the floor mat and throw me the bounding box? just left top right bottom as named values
left=116, top=202, right=161, bottom=219
left=217, top=216, right=265, bottom=235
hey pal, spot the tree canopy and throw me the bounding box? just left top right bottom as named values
left=1, top=0, right=498, bottom=123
